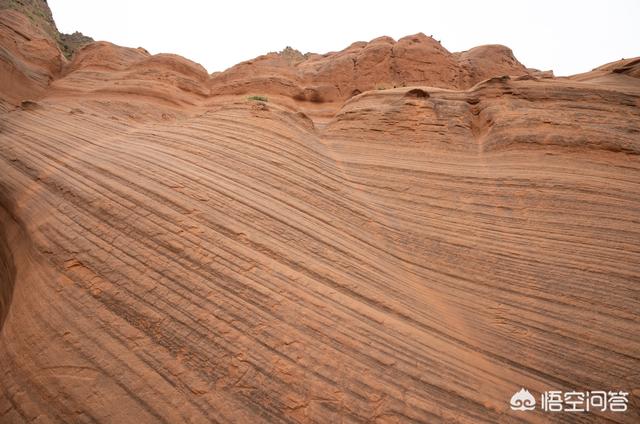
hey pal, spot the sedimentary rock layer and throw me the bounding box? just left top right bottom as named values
left=1, top=4, right=639, bottom=423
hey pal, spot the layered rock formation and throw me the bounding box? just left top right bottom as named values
left=1, top=2, right=639, bottom=423
left=0, top=0, right=93, bottom=58
left=208, top=35, right=531, bottom=122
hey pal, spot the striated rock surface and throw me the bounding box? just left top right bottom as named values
left=209, top=33, right=530, bottom=121
left=1, top=4, right=640, bottom=424
left=0, top=8, right=64, bottom=106
left=0, top=0, right=92, bottom=59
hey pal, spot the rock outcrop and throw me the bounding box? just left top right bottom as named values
left=0, top=0, right=93, bottom=58
left=208, top=33, right=530, bottom=106
left=0, top=4, right=639, bottom=424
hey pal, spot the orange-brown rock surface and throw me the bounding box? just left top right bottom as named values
left=1, top=3, right=639, bottom=423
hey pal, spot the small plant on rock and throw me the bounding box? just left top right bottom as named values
left=248, top=95, right=268, bottom=102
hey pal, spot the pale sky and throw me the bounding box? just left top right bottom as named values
left=49, top=0, right=639, bottom=76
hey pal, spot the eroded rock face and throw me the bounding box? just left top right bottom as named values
left=0, top=9, right=64, bottom=105
left=0, top=209, right=16, bottom=330
left=208, top=33, right=530, bottom=105
left=1, top=7, right=639, bottom=424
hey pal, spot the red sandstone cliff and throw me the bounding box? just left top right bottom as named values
left=1, top=3, right=639, bottom=423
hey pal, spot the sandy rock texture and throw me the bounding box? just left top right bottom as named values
left=1, top=3, right=639, bottom=424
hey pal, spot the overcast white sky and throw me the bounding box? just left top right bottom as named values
left=49, top=0, right=639, bottom=76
